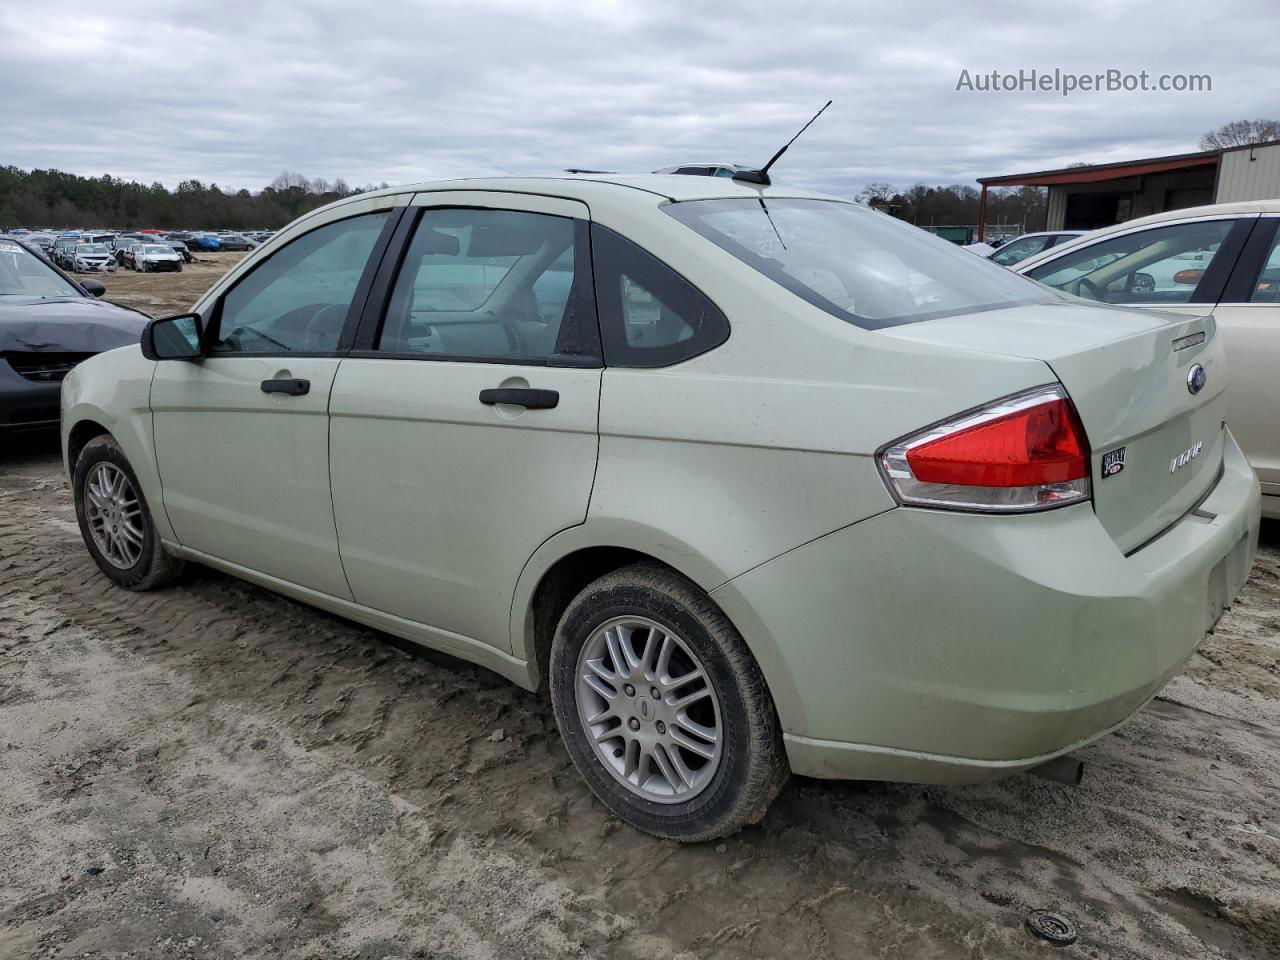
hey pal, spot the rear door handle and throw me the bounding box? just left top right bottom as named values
left=478, top=387, right=559, bottom=409
left=261, top=378, right=310, bottom=396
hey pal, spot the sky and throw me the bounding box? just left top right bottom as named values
left=2, top=0, right=1278, bottom=198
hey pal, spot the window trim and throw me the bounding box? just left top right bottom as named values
left=203, top=207, right=405, bottom=359
left=350, top=205, right=603, bottom=368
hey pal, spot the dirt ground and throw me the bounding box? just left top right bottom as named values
left=2, top=263, right=1279, bottom=958
left=86, top=252, right=249, bottom=318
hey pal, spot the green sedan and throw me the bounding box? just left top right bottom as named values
left=60, top=175, right=1261, bottom=840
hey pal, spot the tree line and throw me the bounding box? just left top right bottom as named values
left=857, top=182, right=1049, bottom=231
left=0, top=168, right=389, bottom=231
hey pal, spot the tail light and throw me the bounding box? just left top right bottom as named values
left=877, top=385, right=1091, bottom=512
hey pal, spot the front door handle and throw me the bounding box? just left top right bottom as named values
left=478, top=387, right=559, bottom=409
left=261, top=378, right=310, bottom=396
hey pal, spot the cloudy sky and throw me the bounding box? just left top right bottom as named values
left=3, top=0, right=1277, bottom=197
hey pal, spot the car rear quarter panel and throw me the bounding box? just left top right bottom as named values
left=60, top=346, right=170, bottom=539
left=511, top=200, right=1065, bottom=717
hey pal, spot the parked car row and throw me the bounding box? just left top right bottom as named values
left=12, top=228, right=274, bottom=273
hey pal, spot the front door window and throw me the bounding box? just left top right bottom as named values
left=212, top=211, right=390, bottom=354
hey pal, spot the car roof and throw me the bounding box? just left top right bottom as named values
left=1001, top=230, right=1086, bottom=241
left=345, top=173, right=841, bottom=207
left=1014, top=199, right=1280, bottom=271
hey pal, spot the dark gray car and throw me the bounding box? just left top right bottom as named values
left=0, top=236, right=148, bottom=430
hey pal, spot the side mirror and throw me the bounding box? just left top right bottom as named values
left=142, top=313, right=205, bottom=361
left=80, top=278, right=106, bottom=298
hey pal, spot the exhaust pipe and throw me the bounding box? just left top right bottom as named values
left=1028, top=755, right=1084, bottom=786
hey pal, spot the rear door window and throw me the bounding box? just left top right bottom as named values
left=375, top=207, right=599, bottom=363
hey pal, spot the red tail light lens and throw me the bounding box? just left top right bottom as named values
left=878, top=385, right=1092, bottom=513
left=905, top=397, right=1088, bottom=487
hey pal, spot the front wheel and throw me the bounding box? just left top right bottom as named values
left=550, top=564, right=787, bottom=841
left=72, top=435, right=185, bottom=590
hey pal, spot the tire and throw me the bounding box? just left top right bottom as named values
left=550, top=564, right=787, bottom=841
left=72, top=435, right=185, bottom=590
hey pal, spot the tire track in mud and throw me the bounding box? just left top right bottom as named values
left=2, top=442, right=1279, bottom=959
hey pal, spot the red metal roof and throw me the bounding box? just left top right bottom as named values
left=978, top=150, right=1219, bottom=187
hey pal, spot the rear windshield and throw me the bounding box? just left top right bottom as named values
left=663, top=198, right=1053, bottom=329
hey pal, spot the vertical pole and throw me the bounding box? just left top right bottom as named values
left=977, top=184, right=988, bottom=243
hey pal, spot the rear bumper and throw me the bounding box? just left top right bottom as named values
left=712, top=431, right=1261, bottom=784
left=0, top=362, right=61, bottom=430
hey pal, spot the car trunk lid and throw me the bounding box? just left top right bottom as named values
left=881, top=299, right=1227, bottom=553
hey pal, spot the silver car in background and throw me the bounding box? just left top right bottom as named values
left=133, top=242, right=184, bottom=273
left=1017, top=200, right=1280, bottom=519
left=71, top=243, right=116, bottom=273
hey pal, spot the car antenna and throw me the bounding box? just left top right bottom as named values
left=733, top=100, right=832, bottom=186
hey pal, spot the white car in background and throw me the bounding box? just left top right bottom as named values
left=1017, top=200, right=1280, bottom=518
left=71, top=243, right=117, bottom=273
left=133, top=243, right=184, bottom=273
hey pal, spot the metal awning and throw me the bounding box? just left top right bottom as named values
left=974, top=149, right=1221, bottom=239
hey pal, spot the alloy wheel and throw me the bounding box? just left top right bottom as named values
left=84, top=462, right=144, bottom=569
left=575, top=616, right=723, bottom=803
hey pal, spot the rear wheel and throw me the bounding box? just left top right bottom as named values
left=73, top=435, right=185, bottom=590
left=550, top=564, right=787, bottom=841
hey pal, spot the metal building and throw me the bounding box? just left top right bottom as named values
left=975, top=140, right=1280, bottom=241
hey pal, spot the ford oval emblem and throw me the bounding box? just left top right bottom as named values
left=1187, top=364, right=1207, bottom=395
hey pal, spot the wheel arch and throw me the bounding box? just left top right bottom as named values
left=510, top=521, right=789, bottom=708
left=61, top=350, right=172, bottom=542
left=66, top=417, right=112, bottom=478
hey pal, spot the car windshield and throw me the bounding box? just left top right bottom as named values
left=143, top=245, right=171, bottom=254
left=663, top=198, right=1053, bottom=328
left=78, top=244, right=109, bottom=255
left=0, top=240, right=81, bottom=297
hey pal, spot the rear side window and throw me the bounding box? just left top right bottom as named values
left=590, top=224, right=729, bottom=367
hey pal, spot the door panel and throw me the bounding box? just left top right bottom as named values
left=330, top=194, right=602, bottom=652
left=329, top=361, right=599, bottom=649
left=151, top=206, right=401, bottom=597
left=1213, top=306, right=1280, bottom=489
left=1215, top=218, right=1280, bottom=490
left=152, top=357, right=353, bottom=598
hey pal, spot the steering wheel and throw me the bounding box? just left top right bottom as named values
left=300, top=303, right=349, bottom=351
left=1073, top=277, right=1103, bottom=301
